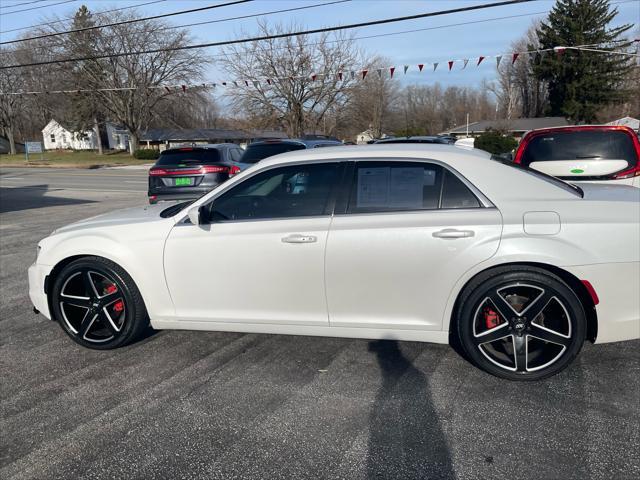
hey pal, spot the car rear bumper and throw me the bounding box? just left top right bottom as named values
left=565, top=262, right=640, bottom=343
left=28, top=262, right=52, bottom=319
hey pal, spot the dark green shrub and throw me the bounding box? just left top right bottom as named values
left=133, top=149, right=160, bottom=160
left=474, top=130, right=518, bottom=155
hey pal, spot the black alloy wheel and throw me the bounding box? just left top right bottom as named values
left=457, top=267, right=586, bottom=381
left=51, top=257, right=149, bottom=349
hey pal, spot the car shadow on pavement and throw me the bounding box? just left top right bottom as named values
left=0, top=186, right=96, bottom=214
left=367, top=340, right=454, bottom=479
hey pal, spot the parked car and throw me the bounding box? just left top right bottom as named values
left=148, top=144, right=247, bottom=203
left=514, top=125, right=640, bottom=187
left=240, top=137, right=342, bottom=164
left=29, top=144, right=639, bottom=380
left=374, top=135, right=455, bottom=145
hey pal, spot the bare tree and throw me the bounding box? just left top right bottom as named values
left=219, top=21, right=361, bottom=137
left=0, top=49, right=26, bottom=154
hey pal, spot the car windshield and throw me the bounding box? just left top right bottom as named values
left=156, top=149, right=221, bottom=165
left=492, top=156, right=583, bottom=197
left=240, top=143, right=306, bottom=164
left=520, top=130, right=638, bottom=167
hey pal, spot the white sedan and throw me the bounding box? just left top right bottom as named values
left=28, top=145, right=640, bottom=380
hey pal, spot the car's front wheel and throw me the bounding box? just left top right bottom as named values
left=456, top=267, right=586, bottom=381
left=50, top=257, right=149, bottom=349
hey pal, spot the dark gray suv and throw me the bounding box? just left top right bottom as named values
left=240, top=138, right=343, bottom=164
left=148, top=144, right=248, bottom=203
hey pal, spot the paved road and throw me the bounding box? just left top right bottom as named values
left=1, top=168, right=639, bottom=479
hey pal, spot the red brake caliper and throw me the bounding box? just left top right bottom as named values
left=483, top=307, right=502, bottom=329
left=105, top=284, right=124, bottom=313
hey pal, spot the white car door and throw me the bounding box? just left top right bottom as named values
left=164, top=162, right=343, bottom=325
left=326, top=160, right=502, bottom=330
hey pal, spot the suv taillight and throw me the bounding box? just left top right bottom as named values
left=149, top=166, right=233, bottom=176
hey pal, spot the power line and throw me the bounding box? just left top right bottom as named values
left=1, top=0, right=52, bottom=7
left=0, top=0, right=167, bottom=35
left=0, top=0, right=352, bottom=54
left=0, top=0, right=538, bottom=69
left=0, top=0, right=77, bottom=16
left=1, top=0, right=253, bottom=45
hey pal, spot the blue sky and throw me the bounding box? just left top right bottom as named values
left=1, top=0, right=638, bottom=89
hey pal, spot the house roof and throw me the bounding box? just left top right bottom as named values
left=139, top=128, right=287, bottom=142
left=444, top=117, right=569, bottom=135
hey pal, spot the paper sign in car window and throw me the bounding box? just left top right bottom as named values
left=357, top=167, right=390, bottom=207
left=389, top=167, right=424, bottom=208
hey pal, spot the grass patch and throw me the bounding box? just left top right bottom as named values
left=0, top=150, right=153, bottom=168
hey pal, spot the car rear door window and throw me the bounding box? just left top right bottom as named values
left=520, top=130, right=638, bottom=167
left=240, top=143, right=307, bottom=164
left=211, top=163, right=341, bottom=221
left=346, top=161, right=480, bottom=213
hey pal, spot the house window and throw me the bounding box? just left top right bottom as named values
left=62, top=134, right=67, bottom=144
left=50, top=134, right=55, bottom=143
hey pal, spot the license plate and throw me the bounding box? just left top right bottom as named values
left=174, top=177, right=192, bottom=186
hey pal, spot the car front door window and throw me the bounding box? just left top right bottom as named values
left=210, top=163, right=341, bottom=221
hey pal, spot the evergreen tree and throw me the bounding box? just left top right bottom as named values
left=65, top=6, right=105, bottom=152
left=533, top=0, right=634, bottom=122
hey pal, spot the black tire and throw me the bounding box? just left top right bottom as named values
left=50, top=256, right=149, bottom=349
left=456, top=266, right=586, bottom=381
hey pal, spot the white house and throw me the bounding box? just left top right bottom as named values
left=42, top=119, right=97, bottom=150
left=42, top=119, right=131, bottom=151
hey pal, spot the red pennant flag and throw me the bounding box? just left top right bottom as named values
left=477, top=56, right=485, bottom=66
left=512, top=53, right=520, bottom=64
left=389, top=67, right=395, bottom=78
left=338, top=71, right=343, bottom=81
left=181, top=85, right=186, bottom=92
left=361, top=69, right=368, bottom=79
left=448, top=61, right=454, bottom=71
left=418, top=64, right=424, bottom=72
left=267, top=78, right=272, bottom=85
left=311, top=74, right=317, bottom=81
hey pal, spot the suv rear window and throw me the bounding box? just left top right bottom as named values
left=520, top=129, right=638, bottom=167
left=240, top=143, right=306, bottom=164
left=156, top=149, right=221, bottom=165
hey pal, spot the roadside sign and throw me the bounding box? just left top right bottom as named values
left=26, top=142, right=43, bottom=153
left=25, top=141, right=44, bottom=162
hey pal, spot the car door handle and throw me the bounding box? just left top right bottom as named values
left=432, top=229, right=475, bottom=239
left=281, top=234, right=317, bottom=244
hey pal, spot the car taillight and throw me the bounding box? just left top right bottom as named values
left=229, top=165, right=241, bottom=177
left=149, top=168, right=168, bottom=176
left=200, top=165, right=229, bottom=174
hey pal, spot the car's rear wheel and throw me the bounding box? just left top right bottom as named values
left=456, top=267, right=586, bottom=381
left=50, top=257, right=149, bottom=349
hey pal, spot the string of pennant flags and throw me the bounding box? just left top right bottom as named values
left=1, top=42, right=637, bottom=96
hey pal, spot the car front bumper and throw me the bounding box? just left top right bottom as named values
left=28, top=262, right=52, bottom=319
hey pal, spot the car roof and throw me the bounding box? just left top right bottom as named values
left=375, top=136, right=452, bottom=144
left=162, top=143, right=237, bottom=152
left=247, top=138, right=342, bottom=148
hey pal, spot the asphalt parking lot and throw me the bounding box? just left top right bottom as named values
left=1, top=167, right=639, bottom=480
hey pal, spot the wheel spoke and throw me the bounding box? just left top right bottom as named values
left=522, top=291, right=553, bottom=321
left=100, top=308, right=121, bottom=333
left=101, top=292, right=121, bottom=305
left=61, top=297, right=92, bottom=309
left=85, top=271, right=100, bottom=298
left=513, top=335, right=527, bottom=372
left=474, top=322, right=510, bottom=345
left=529, top=323, right=570, bottom=347
left=487, top=290, right=518, bottom=318
left=78, top=312, right=98, bottom=338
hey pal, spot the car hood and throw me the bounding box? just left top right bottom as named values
left=53, top=203, right=175, bottom=234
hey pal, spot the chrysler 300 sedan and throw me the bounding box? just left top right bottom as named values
left=29, top=145, right=640, bottom=380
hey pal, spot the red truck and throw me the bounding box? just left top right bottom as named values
left=513, top=125, right=640, bottom=188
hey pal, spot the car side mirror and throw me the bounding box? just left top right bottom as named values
left=187, top=205, right=204, bottom=225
